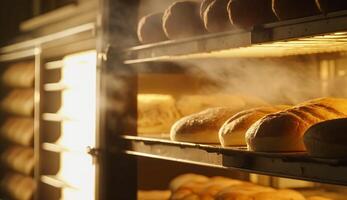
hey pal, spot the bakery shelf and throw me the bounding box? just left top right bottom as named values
left=45, top=60, right=64, bottom=70
left=44, top=83, right=68, bottom=92
left=42, top=142, right=87, bottom=154
left=121, top=135, right=347, bottom=186
left=42, top=113, right=69, bottom=122
left=124, top=10, right=347, bottom=63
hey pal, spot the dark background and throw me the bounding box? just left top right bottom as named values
left=0, top=0, right=75, bottom=46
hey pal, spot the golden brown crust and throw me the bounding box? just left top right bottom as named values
left=137, top=13, right=168, bottom=44
left=163, top=1, right=206, bottom=40
left=253, top=189, right=306, bottom=200
left=247, top=98, right=347, bottom=152
left=2, top=62, right=35, bottom=88
left=171, top=107, right=241, bottom=143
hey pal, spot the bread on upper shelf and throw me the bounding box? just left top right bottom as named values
left=0, top=172, right=35, bottom=200
left=1, top=89, right=34, bottom=116
left=2, top=62, right=35, bottom=88
left=202, top=0, right=234, bottom=33
left=228, top=0, right=277, bottom=28
left=1, top=117, right=34, bottom=146
left=304, top=118, right=347, bottom=158
left=246, top=98, right=347, bottom=152
left=315, top=0, right=347, bottom=13
left=219, top=105, right=290, bottom=147
left=137, top=13, right=168, bottom=44
left=163, top=1, right=206, bottom=40
left=1, top=146, right=34, bottom=175
left=272, top=0, right=321, bottom=20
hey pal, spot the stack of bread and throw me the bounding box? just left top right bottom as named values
left=0, top=61, right=36, bottom=200
left=137, top=0, right=347, bottom=44
left=171, top=97, right=347, bottom=156
left=168, top=174, right=331, bottom=200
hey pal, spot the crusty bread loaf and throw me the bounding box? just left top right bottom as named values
left=171, top=107, right=242, bottom=143
left=163, top=1, right=206, bottom=39
left=137, top=190, right=171, bottom=200
left=246, top=98, right=347, bottom=152
left=137, top=13, right=168, bottom=44
left=203, top=0, right=234, bottom=33
left=272, top=0, right=321, bottom=20
left=216, top=184, right=275, bottom=200
left=170, top=173, right=209, bottom=192
left=307, top=196, right=332, bottom=200
left=316, top=0, right=347, bottom=13
left=228, top=0, right=277, bottom=28
left=1, top=173, right=35, bottom=200
left=1, top=89, right=34, bottom=116
left=304, top=118, right=347, bottom=158
left=2, top=62, right=35, bottom=88
left=252, top=189, right=306, bottom=200
left=1, top=117, right=34, bottom=146
left=219, top=106, right=290, bottom=147
left=1, top=146, right=34, bottom=175
left=138, top=94, right=181, bottom=136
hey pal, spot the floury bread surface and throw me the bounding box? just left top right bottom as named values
left=219, top=105, right=290, bottom=147
left=246, top=98, right=347, bottom=152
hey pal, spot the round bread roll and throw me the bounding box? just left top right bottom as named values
left=228, top=0, right=277, bottom=28
left=200, top=0, right=214, bottom=19
left=252, top=189, right=305, bottom=200
left=171, top=107, right=241, bottom=143
left=246, top=98, right=347, bottom=152
left=170, top=173, right=209, bottom=192
left=216, top=184, right=275, bottom=200
left=163, top=1, right=206, bottom=39
left=219, top=106, right=290, bottom=147
left=307, top=196, right=332, bottom=200
left=272, top=0, right=321, bottom=20
left=137, top=13, right=168, bottom=44
left=203, top=0, right=235, bottom=33
left=304, top=118, right=347, bottom=158
left=316, top=0, right=347, bottom=13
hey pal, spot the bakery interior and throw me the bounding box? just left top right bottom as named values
left=2, top=0, right=347, bottom=200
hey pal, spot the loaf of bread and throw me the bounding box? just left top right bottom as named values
left=272, top=0, right=321, bottom=20
left=316, top=0, right=347, bottom=13
left=307, top=197, right=332, bottom=200
left=216, top=184, right=275, bottom=200
left=1, top=146, right=34, bottom=175
left=252, top=189, right=306, bottom=200
left=163, top=1, right=206, bottom=39
left=1, top=117, right=34, bottom=146
left=304, top=118, right=347, bottom=158
left=2, top=62, right=35, bottom=88
left=246, top=98, right=347, bottom=152
left=200, top=0, right=214, bottom=19
left=137, top=190, right=171, bottom=200
left=171, top=107, right=242, bottom=143
left=203, top=0, right=234, bottom=33
left=170, top=173, right=209, bottom=192
left=137, top=13, right=168, bottom=44
left=219, top=106, right=290, bottom=147
left=138, top=94, right=181, bottom=136
left=1, top=173, right=35, bottom=200
left=1, top=89, right=34, bottom=116
left=228, top=0, right=277, bottom=28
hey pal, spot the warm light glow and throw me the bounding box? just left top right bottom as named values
left=57, top=50, right=96, bottom=200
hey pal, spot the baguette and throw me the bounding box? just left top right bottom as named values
left=137, top=13, right=168, bottom=44
left=272, top=0, right=321, bottom=20
left=228, top=0, right=277, bottom=28
left=171, top=107, right=242, bottom=143
left=163, top=1, right=206, bottom=39
left=219, top=106, right=290, bottom=147
left=246, top=98, right=347, bottom=152
left=203, top=0, right=234, bottom=32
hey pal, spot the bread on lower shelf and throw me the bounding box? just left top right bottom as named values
left=2, top=62, right=35, bottom=88
left=137, top=13, right=168, bottom=44
left=1, top=89, right=34, bottom=117
left=1, top=117, right=34, bottom=146
left=1, top=172, right=35, bottom=200
left=246, top=98, right=347, bottom=152
left=1, top=146, right=34, bottom=175
left=272, top=0, right=321, bottom=20
left=163, top=1, right=206, bottom=40
left=203, top=0, right=234, bottom=33
left=138, top=190, right=171, bottom=200
left=219, top=105, right=290, bottom=147
left=228, top=0, right=277, bottom=28
left=304, top=118, right=347, bottom=158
